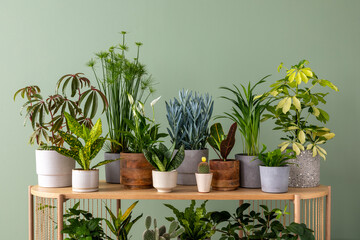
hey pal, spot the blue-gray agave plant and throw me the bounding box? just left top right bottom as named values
left=166, top=90, right=214, bottom=150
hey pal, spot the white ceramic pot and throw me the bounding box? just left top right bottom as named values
left=72, top=169, right=99, bottom=192
left=36, top=150, right=75, bottom=188
left=195, top=173, right=213, bottom=193
left=152, top=170, right=178, bottom=192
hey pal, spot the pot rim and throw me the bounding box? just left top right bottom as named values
left=72, top=168, right=99, bottom=171
left=259, top=165, right=289, bottom=168
left=152, top=169, right=177, bottom=173
left=195, top=172, right=213, bottom=175
left=210, top=159, right=237, bottom=162
left=235, top=153, right=258, bottom=157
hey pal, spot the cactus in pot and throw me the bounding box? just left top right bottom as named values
left=198, top=157, right=210, bottom=173
left=195, top=157, right=213, bottom=193
left=143, top=216, right=184, bottom=240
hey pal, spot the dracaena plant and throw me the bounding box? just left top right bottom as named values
left=257, top=145, right=296, bottom=167
left=46, top=112, right=114, bottom=170
left=166, top=89, right=214, bottom=150
left=207, top=122, right=237, bottom=161
left=261, top=60, right=338, bottom=160
left=219, top=76, right=270, bottom=156
left=87, top=31, right=155, bottom=153
left=143, top=143, right=185, bottom=172
left=14, top=73, right=108, bottom=148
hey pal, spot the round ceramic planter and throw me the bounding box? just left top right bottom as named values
left=259, top=166, right=289, bottom=193
left=152, top=170, right=178, bottom=193
left=209, top=160, right=240, bottom=191
left=35, top=150, right=75, bottom=188
left=104, top=152, right=121, bottom=184
left=72, top=169, right=99, bottom=192
left=176, top=149, right=209, bottom=186
left=195, top=173, right=213, bottom=193
left=235, top=154, right=261, bottom=188
left=120, top=153, right=154, bottom=189
left=288, top=150, right=320, bottom=188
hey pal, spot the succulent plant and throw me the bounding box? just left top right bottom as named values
left=198, top=157, right=210, bottom=173
left=166, top=89, right=214, bottom=150
left=143, top=216, right=184, bottom=240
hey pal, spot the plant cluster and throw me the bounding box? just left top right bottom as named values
left=87, top=31, right=155, bottom=153
left=143, top=143, right=185, bottom=172
left=257, top=145, right=296, bottom=167
left=14, top=73, right=108, bottom=147
left=207, top=122, right=237, bottom=161
left=198, top=157, right=210, bottom=173
left=261, top=60, right=338, bottom=160
left=219, top=76, right=270, bottom=156
left=166, top=89, right=214, bottom=150
left=164, top=200, right=215, bottom=240
left=143, top=216, right=184, bottom=240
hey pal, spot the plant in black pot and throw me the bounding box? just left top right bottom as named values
left=166, top=89, right=214, bottom=185
left=164, top=200, right=215, bottom=240
left=87, top=31, right=155, bottom=184
left=219, top=76, right=270, bottom=188
left=257, top=145, right=296, bottom=193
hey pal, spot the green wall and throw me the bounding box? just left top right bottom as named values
left=1, top=0, right=359, bottom=239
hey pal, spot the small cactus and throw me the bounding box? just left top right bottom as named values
left=143, top=216, right=185, bottom=240
left=198, top=157, right=210, bottom=173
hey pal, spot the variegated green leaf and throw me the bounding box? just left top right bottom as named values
left=90, top=137, right=106, bottom=160
left=64, top=112, right=84, bottom=138
left=79, top=149, right=88, bottom=170
left=89, top=118, right=102, bottom=145
left=91, top=159, right=116, bottom=169
left=58, top=130, right=83, bottom=148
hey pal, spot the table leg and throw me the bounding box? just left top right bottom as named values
left=326, top=186, right=331, bottom=240
left=28, top=186, right=34, bottom=240
left=57, top=195, right=64, bottom=240
left=239, top=200, right=244, bottom=238
left=294, top=195, right=301, bottom=223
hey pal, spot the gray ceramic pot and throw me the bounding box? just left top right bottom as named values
left=259, top=166, right=289, bottom=193
left=287, top=150, right=320, bottom=188
left=176, top=149, right=209, bottom=185
left=104, top=152, right=121, bottom=184
left=235, top=154, right=261, bottom=188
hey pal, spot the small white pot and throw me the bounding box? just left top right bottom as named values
left=152, top=170, right=178, bottom=192
left=36, top=150, right=75, bottom=188
left=72, top=169, right=99, bottom=192
left=195, top=173, right=213, bottom=193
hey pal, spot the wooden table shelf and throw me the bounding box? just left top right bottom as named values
left=29, top=182, right=331, bottom=240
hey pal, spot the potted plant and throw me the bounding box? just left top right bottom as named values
left=120, top=95, right=167, bottom=189
left=87, top=31, right=155, bottom=184
left=195, top=157, right=213, bottom=193
left=166, top=90, right=214, bottom=185
left=143, top=216, right=185, bottom=240
left=14, top=73, right=108, bottom=187
left=207, top=122, right=239, bottom=191
left=62, top=202, right=111, bottom=240
left=164, top=200, right=215, bottom=240
left=209, top=203, right=315, bottom=240
left=47, top=112, right=115, bottom=192
left=143, top=143, right=185, bottom=192
left=261, top=60, right=338, bottom=187
left=104, top=201, right=143, bottom=240
left=219, top=76, right=270, bottom=188
left=257, top=145, right=296, bottom=193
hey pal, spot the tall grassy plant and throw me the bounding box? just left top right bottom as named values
left=219, top=76, right=270, bottom=156
left=87, top=32, right=155, bottom=153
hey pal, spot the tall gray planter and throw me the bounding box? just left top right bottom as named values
left=259, top=166, right=289, bottom=193
left=235, top=154, right=261, bottom=188
left=176, top=149, right=209, bottom=185
left=104, top=152, right=121, bottom=184
left=288, top=150, right=320, bottom=188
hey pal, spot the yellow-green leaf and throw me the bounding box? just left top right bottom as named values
left=298, top=130, right=306, bottom=144
left=300, top=71, right=309, bottom=83
left=302, top=68, right=313, bottom=77
left=280, top=143, right=290, bottom=152
left=292, top=143, right=300, bottom=155
left=323, top=133, right=335, bottom=140
left=276, top=97, right=288, bottom=110
left=89, top=118, right=102, bottom=145
left=306, top=144, right=313, bottom=150
left=295, top=142, right=305, bottom=151
left=312, top=147, right=318, bottom=157
left=318, top=151, right=326, bottom=160
left=295, top=72, right=301, bottom=84
left=317, top=146, right=327, bottom=155
left=312, top=107, right=320, bottom=117
left=287, top=126, right=299, bottom=130
left=282, top=97, right=292, bottom=114
left=288, top=72, right=296, bottom=83
left=292, top=96, right=301, bottom=111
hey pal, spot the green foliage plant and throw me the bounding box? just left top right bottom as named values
left=209, top=203, right=315, bottom=240
left=143, top=216, right=185, bottom=240
left=104, top=201, right=143, bottom=240
left=62, top=202, right=110, bottom=240
left=164, top=200, right=215, bottom=240
left=166, top=89, right=214, bottom=150
left=219, top=76, right=270, bottom=156
left=207, top=122, right=237, bottom=161
left=122, top=95, right=167, bottom=153
left=87, top=31, right=155, bottom=153
left=46, top=112, right=114, bottom=170
left=143, top=143, right=185, bottom=172
left=261, top=60, right=338, bottom=160
left=257, top=145, right=296, bottom=167
left=14, top=73, right=108, bottom=147
left=198, top=157, right=210, bottom=173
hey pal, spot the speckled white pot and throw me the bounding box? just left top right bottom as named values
left=195, top=173, right=213, bottom=193
left=152, top=170, right=177, bottom=193
left=36, top=150, right=75, bottom=188
left=72, top=169, right=99, bottom=192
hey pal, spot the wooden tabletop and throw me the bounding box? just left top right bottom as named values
left=30, top=181, right=329, bottom=200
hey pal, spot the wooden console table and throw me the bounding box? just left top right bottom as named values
left=29, top=182, right=331, bottom=240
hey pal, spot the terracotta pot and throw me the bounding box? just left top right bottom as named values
left=120, top=153, right=154, bottom=189
left=210, top=159, right=240, bottom=191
